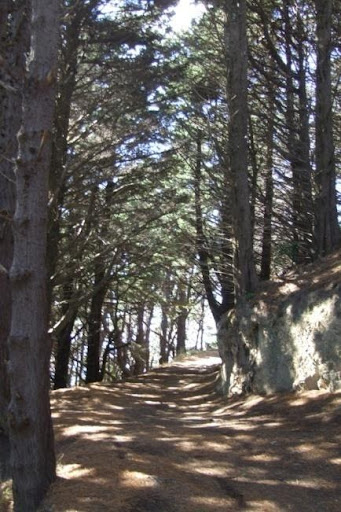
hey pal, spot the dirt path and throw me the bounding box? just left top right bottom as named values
left=41, top=351, right=341, bottom=511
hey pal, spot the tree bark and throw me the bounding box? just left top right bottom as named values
left=133, top=304, right=146, bottom=375
left=194, top=133, right=227, bottom=322
left=296, top=8, right=313, bottom=259
left=53, top=282, right=77, bottom=389
left=116, top=322, right=130, bottom=378
left=314, top=0, right=340, bottom=255
left=224, top=0, right=257, bottom=300
left=176, top=285, right=187, bottom=356
left=85, top=183, right=114, bottom=383
left=86, top=265, right=106, bottom=383
left=160, top=304, right=169, bottom=364
left=7, top=1, right=60, bottom=509
left=260, top=84, right=275, bottom=281
left=0, top=0, right=28, bottom=456
left=283, top=2, right=313, bottom=264
left=144, top=305, right=154, bottom=371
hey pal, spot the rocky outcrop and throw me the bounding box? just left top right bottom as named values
left=217, top=251, right=341, bottom=395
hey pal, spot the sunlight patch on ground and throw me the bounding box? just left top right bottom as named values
left=286, top=477, right=337, bottom=489
left=120, top=471, right=159, bottom=488
left=93, top=403, right=124, bottom=411
left=174, top=353, right=221, bottom=367
left=190, top=496, right=234, bottom=508
left=63, top=424, right=109, bottom=436
left=182, top=382, right=198, bottom=389
left=174, top=440, right=203, bottom=452
left=53, top=386, right=91, bottom=396
left=287, top=442, right=325, bottom=461
left=249, top=453, right=282, bottom=463
left=113, top=434, right=134, bottom=443
left=194, top=467, right=229, bottom=477
left=246, top=500, right=280, bottom=512
left=263, top=421, right=284, bottom=428
left=279, top=282, right=300, bottom=295
left=128, top=392, right=160, bottom=399
left=57, top=463, right=94, bottom=479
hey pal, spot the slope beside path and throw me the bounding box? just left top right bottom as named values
left=40, top=351, right=341, bottom=511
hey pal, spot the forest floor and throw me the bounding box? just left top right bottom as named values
left=2, top=351, right=341, bottom=511
left=35, top=350, right=341, bottom=511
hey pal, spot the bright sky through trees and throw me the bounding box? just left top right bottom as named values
left=99, top=0, right=205, bottom=32
left=171, top=0, right=205, bottom=31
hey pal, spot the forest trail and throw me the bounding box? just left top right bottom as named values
left=41, top=351, right=341, bottom=512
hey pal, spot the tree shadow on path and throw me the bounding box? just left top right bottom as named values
left=41, top=352, right=341, bottom=511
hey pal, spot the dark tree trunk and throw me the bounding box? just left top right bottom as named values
left=78, top=338, right=86, bottom=385
left=283, top=2, right=313, bottom=265
left=260, top=85, right=275, bottom=281
left=112, top=307, right=130, bottom=379
left=144, top=305, right=154, bottom=371
left=225, top=0, right=257, bottom=300
left=248, top=113, right=259, bottom=241
left=194, top=133, right=229, bottom=323
left=7, top=1, right=60, bottom=509
left=195, top=298, right=205, bottom=351
left=0, top=1, right=28, bottom=468
left=159, top=272, right=174, bottom=364
left=86, top=266, right=106, bottom=383
left=176, top=311, right=187, bottom=355
left=53, top=282, right=77, bottom=389
left=116, top=325, right=130, bottom=378
left=176, top=286, right=187, bottom=356
left=85, top=182, right=114, bottom=383
left=133, top=304, right=146, bottom=375
left=296, top=9, right=313, bottom=259
left=314, top=0, right=340, bottom=255
left=54, top=316, right=77, bottom=389
left=160, top=304, right=169, bottom=364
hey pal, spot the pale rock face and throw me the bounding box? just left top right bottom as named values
left=217, top=283, right=341, bottom=395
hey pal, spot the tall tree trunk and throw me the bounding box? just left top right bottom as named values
left=85, top=265, right=106, bottom=383
left=133, top=304, right=147, bottom=375
left=283, top=2, right=313, bottom=264
left=194, top=133, right=227, bottom=322
left=296, top=8, right=313, bottom=259
left=314, top=0, right=340, bottom=255
left=116, top=318, right=130, bottom=378
left=160, top=304, right=169, bottom=364
left=225, top=0, right=257, bottom=300
left=7, top=0, right=60, bottom=509
left=0, top=1, right=28, bottom=470
left=195, top=297, right=205, bottom=351
left=260, top=84, right=275, bottom=281
left=85, top=182, right=114, bottom=383
left=53, top=282, right=77, bottom=389
left=248, top=113, right=259, bottom=241
left=176, top=285, right=187, bottom=356
left=144, top=305, right=154, bottom=371
left=159, top=271, right=174, bottom=364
